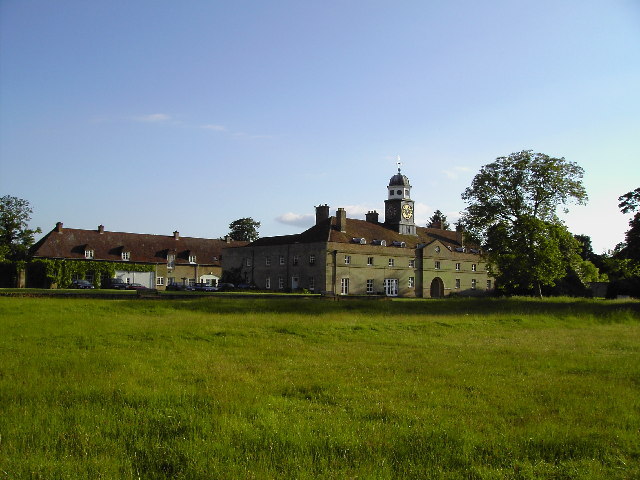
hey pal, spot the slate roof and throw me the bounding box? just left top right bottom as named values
left=244, top=216, right=471, bottom=251
left=30, top=223, right=247, bottom=266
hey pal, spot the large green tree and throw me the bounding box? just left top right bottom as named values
left=617, top=187, right=640, bottom=261
left=228, top=217, right=260, bottom=242
left=461, top=151, right=588, bottom=296
left=0, top=195, right=41, bottom=262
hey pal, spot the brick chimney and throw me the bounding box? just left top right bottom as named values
left=336, top=208, right=347, bottom=233
left=456, top=225, right=465, bottom=247
left=366, top=210, right=379, bottom=223
left=173, top=230, right=180, bottom=240
left=98, top=225, right=105, bottom=234
left=315, top=204, right=330, bottom=225
left=55, top=222, right=63, bottom=233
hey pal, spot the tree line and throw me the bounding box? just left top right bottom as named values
left=2, top=152, right=639, bottom=297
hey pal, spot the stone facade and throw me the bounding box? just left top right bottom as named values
left=29, top=223, right=246, bottom=289
left=223, top=169, right=493, bottom=297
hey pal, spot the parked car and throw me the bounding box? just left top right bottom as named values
left=166, top=283, right=195, bottom=291
left=194, top=282, right=217, bottom=292
left=70, top=279, right=94, bottom=289
left=126, top=283, right=147, bottom=290
left=216, top=283, right=235, bottom=292
left=108, top=278, right=128, bottom=290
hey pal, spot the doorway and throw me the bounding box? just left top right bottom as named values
left=430, top=277, right=444, bottom=298
left=384, top=278, right=399, bottom=296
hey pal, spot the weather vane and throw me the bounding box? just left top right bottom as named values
left=396, top=155, right=402, bottom=173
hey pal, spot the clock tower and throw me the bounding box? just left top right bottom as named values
left=384, top=166, right=417, bottom=235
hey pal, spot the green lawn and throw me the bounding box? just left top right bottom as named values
left=1, top=296, right=639, bottom=479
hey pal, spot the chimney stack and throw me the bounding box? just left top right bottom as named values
left=98, top=225, right=104, bottom=234
left=366, top=210, right=379, bottom=223
left=173, top=230, right=180, bottom=240
left=315, top=204, right=330, bottom=225
left=55, top=222, right=63, bottom=233
left=456, top=224, right=465, bottom=247
left=336, top=208, right=347, bottom=233
left=225, top=235, right=232, bottom=244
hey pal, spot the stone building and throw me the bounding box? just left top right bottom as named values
left=223, top=168, right=493, bottom=297
left=29, top=223, right=246, bottom=289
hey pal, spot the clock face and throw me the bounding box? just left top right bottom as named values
left=402, top=204, right=413, bottom=220
left=386, top=204, right=397, bottom=218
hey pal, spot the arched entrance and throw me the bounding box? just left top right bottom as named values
left=430, top=277, right=444, bottom=298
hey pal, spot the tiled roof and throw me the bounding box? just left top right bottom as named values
left=246, top=216, right=469, bottom=250
left=30, top=224, right=247, bottom=266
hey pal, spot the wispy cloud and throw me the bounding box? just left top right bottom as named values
left=275, top=202, right=461, bottom=230
left=441, top=166, right=471, bottom=180
left=133, top=113, right=172, bottom=123
left=201, top=124, right=273, bottom=139
left=275, top=212, right=315, bottom=227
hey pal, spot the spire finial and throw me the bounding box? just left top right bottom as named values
left=396, top=155, right=402, bottom=173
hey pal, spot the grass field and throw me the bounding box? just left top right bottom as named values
left=1, top=296, right=639, bottom=479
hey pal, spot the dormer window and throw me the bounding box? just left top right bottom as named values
left=167, top=254, right=175, bottom=270
left=189, top=255, right=197, bottom=264
left=121, top=251, right=130, bottom=261
left=85, top=249, right=94, bottom=259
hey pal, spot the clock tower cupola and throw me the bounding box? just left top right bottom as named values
left=384, top=163, right=417, bottom=235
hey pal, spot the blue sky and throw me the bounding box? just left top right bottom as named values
left=1, top=0, right=638, bottom=253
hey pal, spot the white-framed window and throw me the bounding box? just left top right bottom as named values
left=388, top=258, right=394, bottom=267
left=340, top=278, right=349, bottom=295
left=367, top=256, right=374, bottom=266
left=265, top=256, right=271, bottom=266
left=435, top=261, right=440, bottom=270
left=189, top=255, right=197, bottom=264
left=167, top=254, right=175, bottom=270
left=188, top=278, right=196, bottom=286
left=278, top=276, right=285, bottom=289
left=455, top=262, right=461, bottom=271
left=168, top=277, right=175, bottom=285
left=455, top=278, right=461, bottom=289
left=279, top=255, right=285, bottom=265
left=409, top=259, right=415, bottom=268
left=85, top=249, right=94, bottom=259
left=472, top=279, right=477, bottom=289
left=265, top=277, right=271, bottom=289
left=121, top=251, right=130, bottom=261
left=309, top=255, right=315, bottom=265
left=344, top=255, right=351, bottom=265
left=472, top=264, right=477, bottom=272
left=156, top=277, right=164, bottom=286
left=487, top=280, right=492, bottom=290
left=366, top=279, right=374, bottom=293
left=245, top=258, right=251, bottom=267
left=308, top=276, right=315, bottom=291
left=293, top=255, right=299, bottom=266
left=408, top=276, right=415, bottom=288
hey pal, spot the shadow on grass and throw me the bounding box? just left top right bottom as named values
left=161, top=296, right=640, bottom=320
